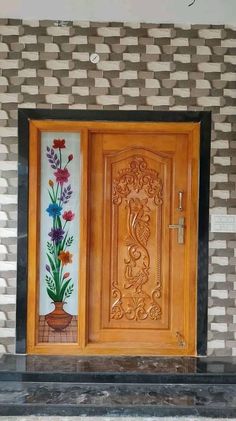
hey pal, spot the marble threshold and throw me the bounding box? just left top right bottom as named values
left=0, top=355, right=236, bottom=417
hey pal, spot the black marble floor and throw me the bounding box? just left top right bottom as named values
left=1, top=355, right=236, bottom=417
left=1, top=354, right=236, bottom=384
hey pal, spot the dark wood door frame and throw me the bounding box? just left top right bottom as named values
left=16, top=109, right=211, bottom=355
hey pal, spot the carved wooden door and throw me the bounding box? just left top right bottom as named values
left=88, top=122, right=199, bottom=356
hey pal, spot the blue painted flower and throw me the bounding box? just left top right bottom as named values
left=46, top=203, right=62, bottom=218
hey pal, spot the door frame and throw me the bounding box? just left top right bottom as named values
left=16, top=109, right=211, bottom=356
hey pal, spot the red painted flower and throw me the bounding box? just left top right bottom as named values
left=68, top=154, right=73, bottom=162
left=54, top=168, right=70, bottom=185
left=62, top=210, right=75, bottom=221
left=63, top=272, right=70, bottom=280
left=53, top=139, right=65, bottom=149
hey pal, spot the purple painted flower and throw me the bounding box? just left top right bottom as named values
left=46, top=147, right=60, bottom=170
left=48, top=228, right=65, bottom=244
left=60, top=184, right=73, bottom=204
left=46, top=264, right=51, bottom=273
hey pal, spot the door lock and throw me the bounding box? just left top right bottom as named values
left=168, top=217, right=185, bottom=244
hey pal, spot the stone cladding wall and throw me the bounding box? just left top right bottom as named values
left=0, top=19, right=235, bottom=355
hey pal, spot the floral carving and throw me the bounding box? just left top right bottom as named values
left=113, top=156, right=163, bottom=206
left=124, top=198, right=150, bottom=293
left=111, top=156, right=162, bottom=322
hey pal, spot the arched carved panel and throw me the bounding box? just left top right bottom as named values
left=103, top=149, right=171, bottom=329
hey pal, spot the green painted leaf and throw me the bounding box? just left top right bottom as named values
left=47, top=253, right=56, bottom=273
left=47, top=288, right=58, bottom=302
left=60, top=231, right=68, bottom=252
left=65, top=284, right=74, bottom=299
left=57, top=216, right=62, bottom=229
left=59, top=279, right=71, bottom=301
left=48, top=189, right=54, bottom=203
left=66, top=236, right=74, bottom=247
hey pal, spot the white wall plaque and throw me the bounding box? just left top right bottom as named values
left=211, top=214, right=236, bottom=233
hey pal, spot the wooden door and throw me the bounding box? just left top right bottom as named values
left=26, top=120, right=199, bottom=356
left=87, top=122, right=199, bottom=355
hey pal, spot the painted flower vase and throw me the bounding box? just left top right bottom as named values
left=45, top=302, right=72, bottom=331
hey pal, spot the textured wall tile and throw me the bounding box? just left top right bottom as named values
left=173, top=88, right=190, bottom=97
left=95, top=78, right=110, bottom=88
left=197, top=97, right=222, bottom=106
left=147, top=62, right=173, bottom=71
left=208, top=340, right=225, bottom=348
left=120, top=37, right=138, bottom=45
left=211, top=323, right=228, bottom=332
left=123, top=53, right=140, bottom=62
left=97, top=61, right=122, bottom=71
left=170, top=71, right=188, bottom=80
left=47, top=26, right=71, bottom=36
left=221, top=39, right=236, bottom=47
left=224, top=55, right=236, bottom=64
left=72, top=86, right=89, bottom=95
left=96, top=95, right=123, bottom=105
left=214, top=156, right=231, bottom=165
left=19, top=35, right=37, bottom=44
left=18, top=68, right=36, bottom=77
left=171, top=38, right=189, bottom=46
left=214, top=123, right=232, bottom=132
left=120, top=70, right=138, bottom=79
left=145, top=79, right=160, bottom=88
left=69, top=36, right=88, bottom=45
left=69, top=69, right=87, bottom=78
left=173, top=54, right=191, bottom=63
left=46, top=94, right=72, bottom=104
left=211, top=290, right=228, bottom=299
left=146, top=45, right=161, bottom=54
left=95, top=44, right=110, bottom=53
left=22, top=51, right=39, bottom=60
left=0, top=26, right=20, bottom=35
left=147, top=28, right=174, bottom=38
left=209, top=307, right=226, bottom=316
left=0, top=43, right=9, bottom=52
left=198, top=63, right=223, bottom=72
left=97, top=27, right=123, bottom=37
left=72, top=52, right=90, bottom=61
left=147, top=96, right=173, bottom=106
left=221, top=72, right=236, bottom=81
left=0, top=20, right=235, bottom=356
left=199, top=29, right=223, bottom=39
left=122, top=87, right=139, bottom=96
left=0, top=60, right=19, bottom=69
left=47, top=60, right=71, bottom=70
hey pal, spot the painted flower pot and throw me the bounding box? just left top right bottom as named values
left=45, top=302, right=72, bottom=331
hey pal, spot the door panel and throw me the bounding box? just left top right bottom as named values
left=104, top=148, right=170, bottom=330
left=88, top=126, right=199, bottom=355
left=26, top=120, right=199, bottom=356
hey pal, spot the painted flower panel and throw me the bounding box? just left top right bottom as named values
left=39, top=132, right=80, bottom=343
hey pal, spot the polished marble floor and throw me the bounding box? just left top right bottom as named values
left=0, top=416, right=236, bottom=421
left=0, top=381, right=236, bottom=417
left=1, top=355, right=236, bottom=417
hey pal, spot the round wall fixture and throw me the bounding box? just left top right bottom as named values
left=90, top=53, right=100, bottom=64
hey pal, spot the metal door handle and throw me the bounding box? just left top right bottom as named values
left=178, top=191, right=183, bottom=211
left=168, top=217, right=185, bottom=244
